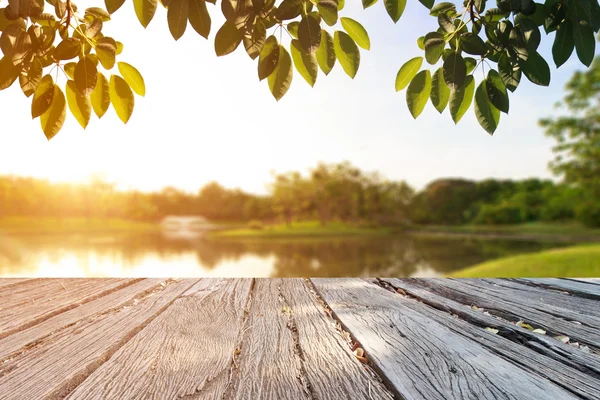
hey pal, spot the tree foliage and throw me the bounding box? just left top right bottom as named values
left=1, top=0, right=600, bottom=139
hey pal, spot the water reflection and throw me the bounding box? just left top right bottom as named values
left=0, top=233, right=567, bottom=278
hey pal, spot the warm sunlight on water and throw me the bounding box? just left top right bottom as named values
left=0, top=233, right=568, bottom=278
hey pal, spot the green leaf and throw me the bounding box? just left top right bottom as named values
left=522, top=51, right=550, bottom=86
left=438, top=12, right=454, bottom=33
left=430, top=2, right=455, bottom=16
left=449, top=74, right=474, bottom=123
left=333, top=30, right=360, bottom=78
left=424, top=31, right=445, bottom=64
left=474, top=80, right=500, bottom=135
left=258, top=35, right=280, bottom=80
left=418, top=0, right=434, bottom=8
left=442, top=51, right=466, bottom=90
left=19, top=56, right=42, bottom=97
left=243, top=20, right=266, bottom=60
left=460, top=32, right=488, bottom=55
left=362, top=0, right=378, bottom=9
left=66, top=80, right=91, bottom=129
left=464, top=57, right=477, bottom=74
left=91, top=72, right=110, bottom=118
left=517, top=19, right=540, bottom=51
left=276, top=0, right=303, bottom=20
left=118, top=62, right=145, bottom=96
left=74, top=56, right=98, bottom=96
left=298, top=14, right=322, bottom=53
left=338, top=0, right=345, bottom=10
left=340, top=17, right=370, bottom=50
left=53, top=38, right=81, bottom=61
left=475, top=0, right=486, bottom=13
left=31, top=74, right=54, bottom=118
left=317, top=0, right=338, bottom=26
left=384, top=0, right=406, bottom=23
left=552, top=20, right=573, bottom=68
left=64, top=63, right=75, bottom=80
left=431, top=67, right=449, bottom=113
left=486, top=69, right=509, bottom=113
left=573, top=20, right=595, bottom=67
left=291, top=39, right=318, bottom=87
left=406, top=70, right=431, bottom=118
left=316, top=29, right=336, bottom=75
left=215, top=20, right=242, bottom=56
left=40, top=84, right=66, bottom=140
left=395, top=56, right=422, bottom=91
left=105, top=0, right=126, bottom=14
left=288, top=21, right=299, bottom=38
left=498, top=52, right=521, bottom=92
left=95, top=37, right=117, bottom=69
left=167, top=0, right=189, bottom=40
left=0, top=56, right=19, bottom=91
left=188, top=0, right=211, bottom=39
left=268, top=46, right=293, bottom=101
left=84, top=7, right=111, bottom=22
left=417, top=36, right=425, bottom=50
left=485, top=8, right=510, bottom=22
left=134, top=0, right=158, bottom=28
left=109, top=74, right=135, bottom=123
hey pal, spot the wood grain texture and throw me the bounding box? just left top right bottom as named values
left=383, top=278, right=600, bottom=398
left=515, top=278, right=600, bottom=300
left=0, top=279, right=197, bottom=400
left=312, top=278, right=579, bottom=400
left=0, top=278, right=165, bottom=361
left=280, top=279, right=394, bottom=400
left=0, top=278, right=135, bottom=338
left=411, top=278, right=600, bottom=348
left=67, top=279, right=252, bottom=400
left=0, top=279, right=34, bottom=289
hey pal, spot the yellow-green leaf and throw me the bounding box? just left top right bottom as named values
left=91, top=72, right=110, bottom=118
left=431, top=67, right=449, bottom=113
left=117, top=61, right=145, bottom=96
left=84, top=7, right=111, bottom=22
left=316, top=29, right=335, bottom=75
left=298, top=14, right=321, bottom=54
left=258, top=35, right=279, bottom=80
left=40, top=85, right=66, bottom=140
left=167, top=0, right=189, bottom=41
left=215, top=20, right=242, bottom=56
left=340, top=17, right=370, bottom=50
left=105, top=0, right=127, bottom=14
left=395, top=56, right=422, bottom=91
left=317, top=0, right=338, bottom=26
left=116, top=41, right=124, bottom=55
left=109, top=74, right=134, bottom=123
left=384, top=0, right=406, bottom=23
left=31, top=74, right=54, bottom=118
left=134, top=0, right=158, bottom=28
left=474, top=80, right=500, bottom=135
left=64, top=62, right=76, bottom=79
left=291, top=39, right=318, bottom=87
left=53, top=37, right=81, bottom=60
left=0, top=56, right=19, bottom=91
left=74, top=56, right=98, bottom=96
left=333, top=30, right=360, bottom=78
left=268, top=46, right=293, bottom=101
left=449, top=74, right=474, bottom=123
left=95, top=37, right=117, bottom=69
left=406, top=69, right=431, bottom=118
left=66, top=80, right=92, bottom=129
left=19, top=56, right=42, bottom=97
left=188, top=0, right=210, bottom=39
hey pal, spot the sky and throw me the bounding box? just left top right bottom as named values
left=0, top=1, right=591, bottom=195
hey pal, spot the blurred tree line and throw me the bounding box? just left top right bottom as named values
left=0, top=160, right=597, bottom=227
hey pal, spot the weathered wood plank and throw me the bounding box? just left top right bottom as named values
left=478, top=279, right=600, bottom=320
left=312, top=278, right=580, bottom=400
left=0, top=279, right=34, bottom=289
left=0, top=279, right=197, bottom=400
left=225, top=279, right=393, bottom=400
left=410, top=278, right=600, bottom=349
left=453, top=279, right=600, bottom=328
left=516, top=278, right=600, bottom=300
left=383, top=278, right=600, bottom=399
left=0, top=278, right=166, bottom=361
left=0, top=278, right=135, bottom=338
left=66, top=279, right=251, bottom=400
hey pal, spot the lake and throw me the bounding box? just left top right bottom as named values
left=0, top=232, right=571, bottom=277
